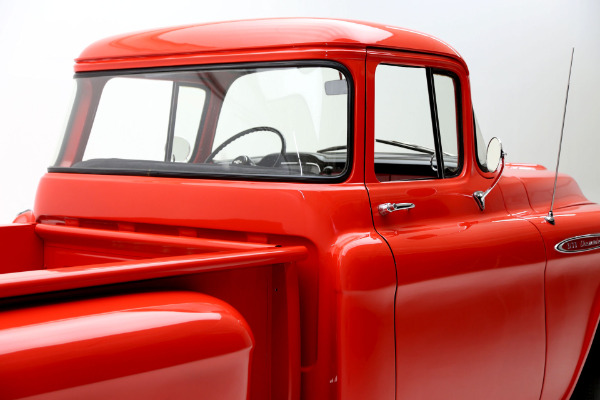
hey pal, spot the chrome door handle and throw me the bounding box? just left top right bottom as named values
left=378, top=202, right=415, bottom=216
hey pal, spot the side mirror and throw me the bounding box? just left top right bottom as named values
left=473, top=137, right=506, bottom=211
left=485, top=137, right=503, bottom=173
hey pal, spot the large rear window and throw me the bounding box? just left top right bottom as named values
left=51, top=63, right=352, bottom=181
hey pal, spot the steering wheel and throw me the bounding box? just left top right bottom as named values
left=205, top=127, right=286, bottom=167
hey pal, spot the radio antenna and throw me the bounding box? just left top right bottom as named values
left=545, top=48, right=575, bottom=225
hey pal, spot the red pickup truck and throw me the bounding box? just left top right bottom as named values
left=2, top=18, right=600, bottom=400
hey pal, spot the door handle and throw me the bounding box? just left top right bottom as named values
left=378, top=202, right=415, bottom=216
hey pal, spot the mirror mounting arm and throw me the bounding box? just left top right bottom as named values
left=473, top=149, right=506, bottom=211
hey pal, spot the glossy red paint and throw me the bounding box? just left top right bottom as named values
left=75, top=19, right=464, bottom=72
left=36, top=222, right=278, bottom=252
left=31, top=172, right=388, bottom=399
left=0, top=291, right=254, bottom=399
left=3, top=18, right=600, bottom=400
left=0, top=223, right=42, bottom=274
left=528, top=206, right=600, bottom=400
left=497, top=166, right=600, bottom=399
left=0, top=241, right=307, bottom=299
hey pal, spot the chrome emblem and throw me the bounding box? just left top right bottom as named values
left=555, top=234, right=600, bottom=253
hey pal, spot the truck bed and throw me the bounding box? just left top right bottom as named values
left=0, top=222, right=307, bottom=299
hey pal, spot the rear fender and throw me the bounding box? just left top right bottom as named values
left=0, top=291, right=253, bottom=400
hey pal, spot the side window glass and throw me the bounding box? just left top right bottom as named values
left=374, top=64, right=461, bottom=182
left=375, top=65, right=436, bottom=181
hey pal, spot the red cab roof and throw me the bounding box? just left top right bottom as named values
left=77, top=18, right=463, bottom=65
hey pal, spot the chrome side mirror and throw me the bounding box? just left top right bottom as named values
left=484, top=137, right=502, bottom=173
left=473, top=138, right=505, bottom=211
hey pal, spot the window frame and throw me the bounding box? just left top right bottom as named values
left=165, top=82, right=209, bottom=163
left=431, top=68, right=464, bottom=179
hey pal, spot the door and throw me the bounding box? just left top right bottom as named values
left=365, top=50, right=547, bottom=399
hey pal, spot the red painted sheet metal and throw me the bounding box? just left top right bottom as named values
left=76, top=18, right=462, bottom=65
left=0, top=245, right=307, bottom=299
left=530, top=204, right=600, bottom=400
left=35, top=223, right=276, bottom=252
left=0, top=224, right=43, bottom=274
left=0, top=291, right=254, bottom=400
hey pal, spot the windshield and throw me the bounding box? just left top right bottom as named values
left=52, top=64, right=351, bottom=181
